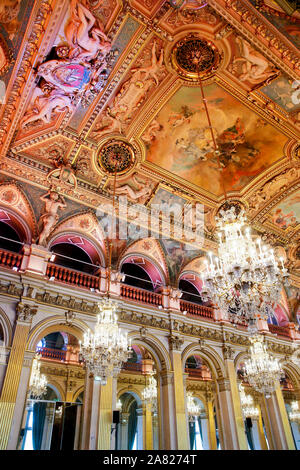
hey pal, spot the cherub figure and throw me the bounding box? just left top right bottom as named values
left=38, top=191, right=66, bottom=246
left=108, top=175, right=155, bottom=203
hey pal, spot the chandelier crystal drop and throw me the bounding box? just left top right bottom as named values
left=289, top=401, right=300, bottom=424
left=243, top=334, right=283, bottom=397
left=187, top=392, right=201, bottom=422
left=201, top=205, right=289, bottom=322
left=29, top=354, right=47, bottom=399
left=79, top=299, right=132, bottom=385
left=239, top=384, right=259, bottom=419
left=142, top=372, right=157, bottom=405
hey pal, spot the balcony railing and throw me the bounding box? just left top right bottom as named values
left=180, top=300, right=214, bottom=319
left=36, top=346, right=67, bottom=362
left=268, top=323, right=290, bottom=339
left=122, top=362, right=143, bottom=372
left=0, top=248, right=23, bottom=270
left=121, top=284, right=163, bottom=307
left=46, top=263, right=100, bottom=290
left=185, top=367, right=212, bottom=380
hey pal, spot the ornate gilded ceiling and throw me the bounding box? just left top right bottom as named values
left=0, top=0, right=299, bottom=282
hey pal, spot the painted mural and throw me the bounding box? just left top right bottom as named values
left=145, top=84, right=288, bottom=196
left=270, top=192, right=300, bottom=230
left=161, top=239, right=203, bottom=284
left=260, top=75, right=300, bottom=114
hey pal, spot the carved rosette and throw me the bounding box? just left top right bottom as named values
left=97, top=139, right=136, bottom=175
left=170, top=34, right=220, bottom=80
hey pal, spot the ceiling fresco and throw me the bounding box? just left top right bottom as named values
left=0, top=0, right=299, bottom=287
left=145, top=83, right=289, bottom=197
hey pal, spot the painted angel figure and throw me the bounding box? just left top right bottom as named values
left=38, top=191, right=66, bottom=246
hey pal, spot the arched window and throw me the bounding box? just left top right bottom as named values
left=0, top=219, right=23, bottom=253
left=121, top=263, right=154, bottom=291
left=50, top=243, right=96, bottom=274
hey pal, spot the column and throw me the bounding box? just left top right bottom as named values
left=98, top=376, right=113, bottom=450
left=257, top=407, right=268, bottom=450
left=200, top=414, right=210, bottom=450
left=143, top=403, right=153, bottom=450
left=169, top=335, right=189, bottom=450
left=136, top=407, right=143, bottom=450
left=160, top=370, right=177, bottom=449
left=120, top=412, right=129, bottom=450
left=7, top=350, right=35, bottom=450
left=217, top=346, right=248, bottom=450
left=80, top=371, right=101, bottom=450
left=264, top=383, right=295, bottom=450
left=207, top=395, right=217, bottom=450
left=251, top=418, right=261, bottom=450
left=153, top=412, right=159, bottom=450
left=0, top=302, right=36, bottom=450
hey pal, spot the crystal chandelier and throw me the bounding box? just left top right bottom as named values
left=28, top=354, right=47, bottom=399
left=142, top=372, right=157, bottom=405
left=288, top=401, right=300, bottom=424
left=79, top=155, right=132, bottom=385
left=243, top=334, right=283, bottom=397
left=79, top=299, right=131, bottom=385
left=239, top=384, right=259, bottom=419
left=201, top=204, right=289, bottom=323
left=187, top=392, right=201, bottom=422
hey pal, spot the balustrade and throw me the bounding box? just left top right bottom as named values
left=46, top=263, right=99, bottom=290
left=180, top=299, right=214, bottom=319
left=121, top=284, right=163, bottom=307
left=0, top=248, right=22, bottom=270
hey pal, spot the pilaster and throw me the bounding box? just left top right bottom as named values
left=0, top=302, right=36, bottom=449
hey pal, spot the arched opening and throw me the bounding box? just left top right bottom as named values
left=121, top=263, right=154, bottom=291
left=50, top=243, right=96, bottom=274
left=0, top=220, right=23, bottom=253
left=236, top=357, right=270, bottom=450
left=184, top=349, right=222, bottom=450
left=49, top=234, right=104, bottom=276
left=180, top=279, right=207, bottom=305
left=117, top=392, right=142, bottom=450
left=19, top=329, right=83, bottom=451
left=119, top=255, right=166, bottom=294
left=185, top=355, right=212, bottom=381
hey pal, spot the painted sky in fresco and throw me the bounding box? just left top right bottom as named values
left=260, top=76, right=300, bottom=114
left=271, top=191, right=300, bottom=230
left=146, top=84, right=288, bottom=196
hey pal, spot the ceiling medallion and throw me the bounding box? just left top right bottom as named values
left=97, top=140, right=136, bottom=175
left=171, top=34, right=220, bottom=80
